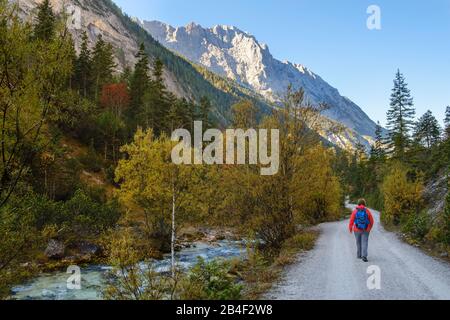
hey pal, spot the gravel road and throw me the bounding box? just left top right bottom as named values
left=266, top=204, right=450, bottom=300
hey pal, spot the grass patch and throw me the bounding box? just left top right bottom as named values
left=238, top=230, right=319, bottom=300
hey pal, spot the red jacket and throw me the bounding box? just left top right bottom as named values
left=349, top=205, right=374, bottom=233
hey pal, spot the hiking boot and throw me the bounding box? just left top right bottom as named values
left=362, top=257, right=368, bottom=262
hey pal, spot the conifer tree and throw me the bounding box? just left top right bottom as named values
left=199, top=96, right=212, bottom=130
left=129, top=43, right=150, bottom=121
left=187, top=100, right=198, bottom=134
left=414, top=110, right=442, bottom=148
left=445, top=106, right=450, bottom=139
left=150, top=58, right=169, bottom=131
left=33, top=0, right=55, bottom=41
left=386, top=70, right=416, bottom=159
left=121, top=66, right=132, bottom=88
left=165, top=93, right=187, bottom=133
left=139, top=58, right=169, bottom=133
left=370, top=121, right=385, bottom=161
left=91, top=35, right=116, bottom=100
left=75, top=31, right=92, bottom=97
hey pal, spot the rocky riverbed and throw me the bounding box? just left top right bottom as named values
left=11, top=239, right=246, bottom=300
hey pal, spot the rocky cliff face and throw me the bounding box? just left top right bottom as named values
left=144, top=21, right=381, bottom=141
left=13, top=0, right=186, bottom=97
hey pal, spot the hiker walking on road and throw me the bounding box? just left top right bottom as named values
left=349, top=199, right=374, bottom=262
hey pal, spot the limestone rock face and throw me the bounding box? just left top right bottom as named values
left=144, top=21, right=383, bottom=142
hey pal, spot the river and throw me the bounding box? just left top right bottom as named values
left=11, top=240, right=246, bottom=300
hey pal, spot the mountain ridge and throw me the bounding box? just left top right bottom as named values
left=143, top=20, right=382, bottom=141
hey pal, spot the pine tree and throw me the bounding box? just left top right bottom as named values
left=199, top=96, right=212, bottom=130
left=187, top=100, right=198, bottom=134
left=33, top=0, right=55, bottom=41
left=151, top=58, right=169, bottom=131
left=152, top=58, right=165, bottom=95
left=91, top=35, right=116, bottom=100
left=75, top=31, right=92, bottom=97
left=370, top=121, right=385, bottom=161
left=120, top=66, right=132, bottom=88
left=386, top=70, right=416, bottom=159
left=139, top=58, right=169, bottom=133
left=165, top=93, right=187, bottom=133
left=414, top=110, right=442, bottom=148
left=129, top=43, right=150, bottom=121
left=445, top=106, right=450, bottom=139
left=67, top=34, right=78, bottom=90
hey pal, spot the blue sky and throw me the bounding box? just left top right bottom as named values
left=113, top=0, right=450, bottom=126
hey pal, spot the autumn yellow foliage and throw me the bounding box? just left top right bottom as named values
left=291, top=144, right=342, bottom=224
left=382, top=162, right=424, bottom=225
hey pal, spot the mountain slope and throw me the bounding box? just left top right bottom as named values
left=14, top=0, right=273, bottom=125
left=14, top=0, right=376, bottom=148
left=143, top=21, right=380, bottom=140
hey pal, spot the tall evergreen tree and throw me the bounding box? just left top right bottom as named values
left=91, top=35, right=116, bottom=100
left=443, top=106, right=450, bottom=166
left=166, top=96, right=189, bottom=133
left=445, top=106, right=450, bottom=139
left=414, top=110, right=442, bottom=148
left=129, top=43, right=150, bottom=119
left=33, top=0, right=55, bottom=41
left=150, top=58, right=169, bottom=129
left=139, top=58, right=169, bottom=133
left=187, top=100, right=198, bottom=134
left=386, top=70, right=416, bottom=159
left=75, top=31, right=92, bottom=97
left=199, top=96, right=213, bottom=130
left=120, top=66, right=132, bottom=88
left=370, top=121, right=385, bottom=161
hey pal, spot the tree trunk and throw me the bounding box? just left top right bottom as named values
left=171, top=187, right=176, bottom=278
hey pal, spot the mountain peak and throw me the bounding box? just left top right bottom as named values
left=143, top=20, right=380, bottom=141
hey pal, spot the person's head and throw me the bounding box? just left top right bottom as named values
left=358, top=199, right=367, bottom=207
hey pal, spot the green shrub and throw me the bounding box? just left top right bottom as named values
left=180, top=258, right=243, bottom=300
left=436, top=189, right=450, bottom=245
left=79, top=140, right=103, bottom=173
left=402, top=212, right=431, bottom=241
left=62, top=189, right=121, bottom=239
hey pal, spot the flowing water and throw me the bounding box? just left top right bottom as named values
left=11, top=240, right=245, bottom=300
